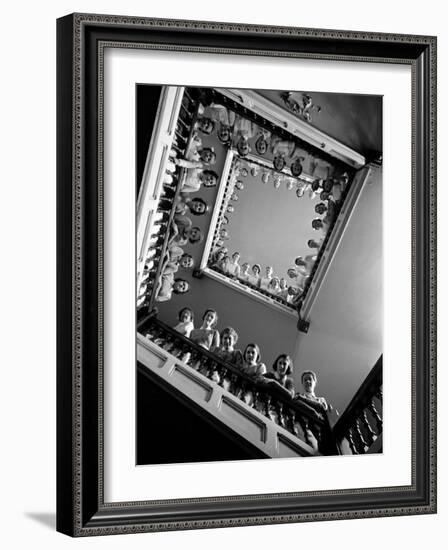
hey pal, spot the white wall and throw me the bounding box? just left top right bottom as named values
left=1, top=1, right=446, bottom=550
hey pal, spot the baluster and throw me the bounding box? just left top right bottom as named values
left=174, top=131, right=188, bottom=144
left=183, top=90, right=194, bottom=104
left=179, top=345, right=192, bottom=364
left=140, top=270, right=150, bottom=284
left=368, top=398, right=383, bottom=431
left=276, top=401, right=285, bottom=429
left=198, top=357, right=211, bottom=378
left=239, top=382, right=249, bottom=404
left=286, top=409, right=298, bottom=436
left=138, top=285, right=148, bottom=300
left=173, top=343, right=187, bottom=360
left=297, top=415, right=318, bottom=451
left=172, top=339, right=184, bottom=357
left=158, top=198, right=173, bottom=213
left=296, top=415, right=309, bottom=445
left=164, top=337, right=179, bottom=354
left=160, top=186, right=176, bottom=200
left=219, top=368, right=230, bottom=391
left=361, top=410, right=376, bottom=445
left=189, top=353, right=202, bottom=371
left=210, top=363, right=220, bottom=384
left=252, top=389, right=261, bottom=412
left=229, top=373, right=240, bottom=396
left=180, top=102, right=193, bottom=118
left=263, top=393, right=273, bottom=419
left=244, top=383, right=256, bottom=406
left=347, top=428, right=359, bottom=455
left=177, top=117, right=189, bottom=130
left=152, top=329, right=167, bottom=347
left=145, top=326, right=157, bottom=341
left=354, top=419, right=369, bottom=453
left=312, top=423, right=322, bottom=446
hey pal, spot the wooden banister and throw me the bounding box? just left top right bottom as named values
left=139, top=316, right=338, bottom=455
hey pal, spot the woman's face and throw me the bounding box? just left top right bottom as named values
left=255, top=136, right=268, bottom=155
left=245, top=345, right=258, bottom=365
left=242, top=263, right=250, bottom=273
left=269, top=278, right=279, bottom=290
left=174, top=280, right=189, bottom=293
left=315, top=203, right=327, bottom=215
left=200, top=149, right=215, bottom=164
left=180, top=255, right=193, bottom=268
left=237, top=141, right=250, bottom=157
left=277, top=357, right=290, bottom=376
left=302, top=373, right=316, bottom=393
left=291, top=159, right=303, bottom=177
left=266, top=266, right=273, bottom=277
left=203, top=311, right=216, bottom=328
left=189, top=227, right=202, bottom=242
left=273, top=155, right=285, bottom=171
left=232, top=253, right=240, bottom=262
left=191, top=200, right=206, bottom=215
left=218, top=126, right=231, bottom=143
left=222, top=333, right=235, bottom=351
left=203, top=173, right=217, bottom=187
left=252, top=265, right=260, bottom=276
left=180, top=310, right=192, bottom=323
left=199, top=118, right=213, bottom=133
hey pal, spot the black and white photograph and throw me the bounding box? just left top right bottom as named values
left=136, top=85, right=383, bottom=464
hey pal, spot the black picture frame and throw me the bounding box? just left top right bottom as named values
left=57, top=13, right=437, bottom=536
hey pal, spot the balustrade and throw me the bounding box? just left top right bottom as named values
left=137, top=90, right=200, bottom=313
left=140, top=316, right=334, bottom=455
left=333, top=356, right=383, bottom=455
left=209, top=265, right=298, bottom=312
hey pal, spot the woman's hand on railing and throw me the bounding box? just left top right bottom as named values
left=293, top=395, right=326, bottom=420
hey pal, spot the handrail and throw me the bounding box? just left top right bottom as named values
left=139, top=316, right=338, bottom=455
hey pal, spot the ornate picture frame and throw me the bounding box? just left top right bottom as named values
left=57, top=13, right=436, bottom=536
